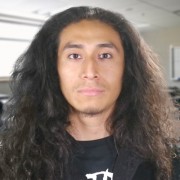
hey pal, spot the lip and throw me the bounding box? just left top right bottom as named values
left=77, top=88, right=104, bottom=96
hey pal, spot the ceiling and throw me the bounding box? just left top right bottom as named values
left=0, top=0, right=180, bottom=31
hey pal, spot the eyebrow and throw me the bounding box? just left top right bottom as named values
left=62, top=42, right=119, bottom=52
left=97, top=43, right=119, bottom=52
left=63, top=43, right=83, bottom=50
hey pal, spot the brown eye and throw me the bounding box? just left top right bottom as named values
left=68, top=53, right=81, bottom=59
left=98, top=53, right=112, bottom=59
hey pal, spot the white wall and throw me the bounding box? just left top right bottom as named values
left=141, top=26, right=180, bottom=88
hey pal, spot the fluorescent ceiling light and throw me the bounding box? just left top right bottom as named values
left=0, top=22, right=40, bottom=40
left=136, top=23, right=150, bottom=28
left=0, top=9, right=47, bottom=21
left=130, top=20, right=150, bottom=29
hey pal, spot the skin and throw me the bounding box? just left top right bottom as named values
left=57, top=20, right=124, bottom=140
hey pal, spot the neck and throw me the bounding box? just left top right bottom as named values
left=67, top=109, right=112, bottom=141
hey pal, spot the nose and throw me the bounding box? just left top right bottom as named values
left=81, top=58, right=99, bottom=80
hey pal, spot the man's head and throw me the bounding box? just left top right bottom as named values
left=57, top=19, right=124, bottom=117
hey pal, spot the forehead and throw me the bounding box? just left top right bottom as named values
left=59, top=19, right=122, bottom=47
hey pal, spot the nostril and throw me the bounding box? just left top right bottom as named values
left=82, top=73, right=99, bottom=79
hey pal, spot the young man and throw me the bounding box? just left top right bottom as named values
left=0, top=6, right=176, bottom=180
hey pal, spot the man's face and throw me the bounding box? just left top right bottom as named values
left=57, top=20, right=124, bottom=116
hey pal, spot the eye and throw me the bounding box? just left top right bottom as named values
left=98, top=53, right=112, bottom=59
left=68, top=53, right=82, bottom=60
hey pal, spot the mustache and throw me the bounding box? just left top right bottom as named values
left=74, top=82, right=106, bottom=90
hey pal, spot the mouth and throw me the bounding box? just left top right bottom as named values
left=77, top=88, right=105, bottom=96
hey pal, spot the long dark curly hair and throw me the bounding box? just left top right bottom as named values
left=0, top=6, right=177, bottom=180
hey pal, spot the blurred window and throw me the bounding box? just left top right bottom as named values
left=0, top=22, right=39, bottom=79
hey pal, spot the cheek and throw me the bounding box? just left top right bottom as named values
left=59, top=70, right=71, bottom=92
left=58, top=66, right=68, bottom=92
left=110, top=68, right=124, bottom=98
left=59, top=76, right=72, bottom=104
left=105, top=65, right=124, bottom=87
left=58, top=66, right=78, bottom=100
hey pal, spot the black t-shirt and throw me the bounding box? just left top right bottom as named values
left=70, top=135, right=156, bottom=180
left=72, top=136, right=117, bottom=180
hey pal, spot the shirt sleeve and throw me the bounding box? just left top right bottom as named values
left=132, top=162, right=156, bottom=180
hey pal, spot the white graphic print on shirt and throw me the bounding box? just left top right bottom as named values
left=86, top=169, right=113, bottom=180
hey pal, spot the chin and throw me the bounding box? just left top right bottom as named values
left=78, top=107, right=104, bottom=116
